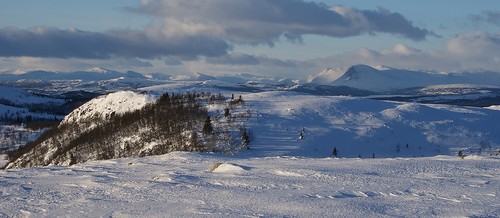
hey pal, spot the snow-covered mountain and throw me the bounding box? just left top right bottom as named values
left=306, top=67, right=348, bottom=85
left=310, top=65, right=500, bottom=92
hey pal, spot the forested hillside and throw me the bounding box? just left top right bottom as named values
left=5, top=92, right=250, bottom=169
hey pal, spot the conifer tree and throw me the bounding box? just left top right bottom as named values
left=241, top=129, right=250, bottom=149
left=458, top=150, right=465, bottom=159
left=203, top=116, right=213, bottom=135
left=332, top=147, right=338, bottom=158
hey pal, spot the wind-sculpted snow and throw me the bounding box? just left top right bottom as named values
left=0, top=152, right=498, bottom=217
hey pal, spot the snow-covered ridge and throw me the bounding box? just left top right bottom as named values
left=61, top=91, right=155, bottom=125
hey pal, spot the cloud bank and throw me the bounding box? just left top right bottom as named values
left=0, top=27, right=229, bottom=59
left=128, top=0, right=434, bottom=45
left=0, top=0, right=434, bottom=65
left=317, top=31, right=500, bottom=72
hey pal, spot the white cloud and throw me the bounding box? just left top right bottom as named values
left=316, top=31, right=500, bottom=72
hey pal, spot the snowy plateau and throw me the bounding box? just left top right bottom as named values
left=1, top=65, right=500, bottom=217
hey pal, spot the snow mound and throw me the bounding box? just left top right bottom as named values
left=210, top=163, right=247, bottom=174
left=61, top=91, right=155, bottom=124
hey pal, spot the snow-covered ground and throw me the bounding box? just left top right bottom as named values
left=0, top=124, right=48, bottom=154
left=0, top=154, right=6, bottom=168
left=2, top=79, right=500, bottom=216
left=237, top=91, right=500, bottom=158
left=0, top=152, right=498, bottom=217
left=0, top=86, right=64, bottom=105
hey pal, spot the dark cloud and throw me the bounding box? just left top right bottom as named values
left=0, top=27, right=230, bottom=59
left=128, top=0, right=434, bottom=45
left=361, top=7, right=437, bottom=39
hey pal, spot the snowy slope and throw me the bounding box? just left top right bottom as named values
left=0, top=86, right=64, bottom=105
left=236, top=91, right=500, bottom=158
left=61, top=91, right=155, bottom=124
left=307, top=67, right=349, bottom=85
left=0, top=152, right=498, bottom=217
left=0, top=86, right=65, bottom=122
left=12, top=81, right=498, bottom=161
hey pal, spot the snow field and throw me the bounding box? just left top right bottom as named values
left=0, top=152, right=498, bottom=217
left=238, top=91, right=500, bottom=158
left=0, top=86, right=64, bottom=105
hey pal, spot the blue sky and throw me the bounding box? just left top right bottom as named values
left=0, top=0, right=499, bottom=78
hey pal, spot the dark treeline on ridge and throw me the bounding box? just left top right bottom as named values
left=5, top=92, right=239, bottom=168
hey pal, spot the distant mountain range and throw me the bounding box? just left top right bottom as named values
left=0, top=67, right=151, bottom=81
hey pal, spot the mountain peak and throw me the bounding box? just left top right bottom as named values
left=86, top=67, right=111, bottom=73
left=340, top=65, right=378, bottom=81
left=193, top=72, right=216, bottom=81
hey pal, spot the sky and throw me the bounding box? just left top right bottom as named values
left=0, top=0, right=499, bottom=79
